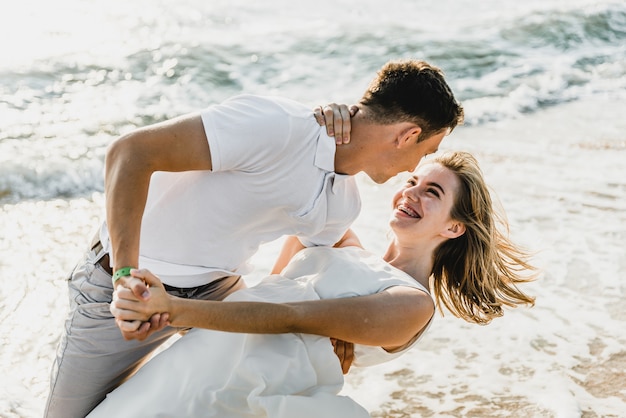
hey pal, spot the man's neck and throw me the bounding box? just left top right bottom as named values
left=333, top=109, right=375, bottom=176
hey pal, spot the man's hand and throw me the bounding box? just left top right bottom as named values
left=313, top=103, right=358, bottom=145
left=116, top=273, right=151, bottom=299
left=111, top=273, right=169, bottom=341
left=331, top=338, right=355, bottom=374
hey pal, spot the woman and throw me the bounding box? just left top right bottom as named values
left=89, top=151, right=536, bottom=417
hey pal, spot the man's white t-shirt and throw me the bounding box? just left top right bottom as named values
left=101, top=95, right=361, bottom=287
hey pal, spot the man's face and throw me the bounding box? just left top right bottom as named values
left=366, top=130, right=447, bottom=184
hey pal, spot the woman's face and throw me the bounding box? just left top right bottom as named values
left=390, top=161, right=462, bottom=242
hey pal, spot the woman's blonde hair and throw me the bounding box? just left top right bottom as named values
left=429, top=151, right=536, bottom=324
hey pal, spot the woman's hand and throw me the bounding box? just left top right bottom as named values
left=313, top=103, right=358, bottom=145
left=331, top=338, right=355, bottom=374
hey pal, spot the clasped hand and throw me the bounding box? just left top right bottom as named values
left=111, top=269, right=356, bottom=373
left=110, top=269, right=171, bottom=341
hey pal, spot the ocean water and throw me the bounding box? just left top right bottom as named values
left=1, top=0, right=625, bottom=416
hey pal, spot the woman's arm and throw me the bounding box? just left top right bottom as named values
left=271, top=229, right=363, bottom=274
left=112, top=269, right=434, bottom=351
left=332, top=228, right=363, bottom=249
left=270, top=236, right=306, bottom=274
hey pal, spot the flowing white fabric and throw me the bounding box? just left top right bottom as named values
left=88, top=247, right=431, bottom=417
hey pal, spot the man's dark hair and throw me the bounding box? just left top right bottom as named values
left=360, top=60, right=464, bottom=142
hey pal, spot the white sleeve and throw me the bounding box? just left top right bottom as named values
left=200, top=95, right=291, bottom=172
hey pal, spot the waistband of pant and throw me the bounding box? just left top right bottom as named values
left=90, top=239, right=239, bottom=293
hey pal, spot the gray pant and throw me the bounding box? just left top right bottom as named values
left=44, top=243, right=245, bottom=418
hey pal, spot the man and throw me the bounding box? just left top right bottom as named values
left=45, top=59, right=463, bottom=417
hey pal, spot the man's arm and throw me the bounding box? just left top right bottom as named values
left=105, top=113, right=211, bottom=338
left=110, top=101, right=354, bottom=282
left=106, top=113, right=211, bottom=278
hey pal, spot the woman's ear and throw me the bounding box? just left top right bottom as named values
left=442, top=222, right=466, bottom=239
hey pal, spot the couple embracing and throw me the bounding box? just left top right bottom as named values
left=45, top=60, right=535, bottom=418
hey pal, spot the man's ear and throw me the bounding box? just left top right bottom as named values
left=441, top=222, right=466, bottom=239
left=396, top=125, right=422, bottom=148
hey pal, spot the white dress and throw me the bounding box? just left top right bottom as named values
left=88, top=247, right=433, bottom=418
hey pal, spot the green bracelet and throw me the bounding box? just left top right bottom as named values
left=112, top=267, right=134, bottom=283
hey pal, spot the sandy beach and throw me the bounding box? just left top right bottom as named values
left=1, top=94, right=624, bottom=417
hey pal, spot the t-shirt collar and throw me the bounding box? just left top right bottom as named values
left=313, top=129, right=336, bottom=173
